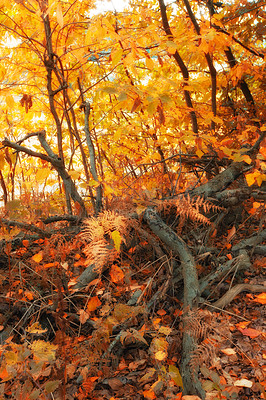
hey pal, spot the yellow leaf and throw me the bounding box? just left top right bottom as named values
left=56, top=3, right=64, bottom=28
left=166, top=41, right=178, bottom=54
left=30, top=340, right=57, bottom=362
left=150, top=337, right=168, bottom=357
left=103, top=183, right=115, bottom=196
left=36, top=168, right=50, bottom=182
left=118, top=91, right=127, bottom=102
left=245, top=171, right=260, bottom=186
left=155, top=350, right=167, bottom=361
left=26, top=322, right=47, bottom=334
left=5, top=94, right=15, bottom=108
left=257, top=173, right=266, bottom=186
left=169, top=364, right=183, bottom=388
left=111, top=48, right=123, bottom=65
left=88, top=179, right=100, bottom=187
left=232, top=152, right=251, bottom=163
left=146, top=101, right=157, bottom=115
left=5, top=351, right=18, bottom=366
left=158, top=326, right=172, bottom=335
left=111, top=230, right=122, bottom=252
left=68, top=170, right=80, bottom=180
left=241, top=155, right=252, bottom=164
left=123, top=52, right=135, bottom=67
left=196, top=148, right=204, bottom=158
left=252, top=201, right=261, bottom=209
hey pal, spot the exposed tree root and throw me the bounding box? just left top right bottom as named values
left=210, top=283, right=266, bottom=309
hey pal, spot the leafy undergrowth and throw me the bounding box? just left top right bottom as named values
left=0, top=204, right=265, bottom=400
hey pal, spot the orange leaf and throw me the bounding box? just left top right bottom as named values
left=32, top=252, right=43, bottom=263
left=110, top=264, right=124, bottom=283
left=24, top=290, right=34, bottom=300
left=253, top=201, right=261, bottom=209
left=86, top=296, right=101, bottom=312
left=236, top=321, right=250, bottom=329
left=43, top=262, right=59, bottom=269
left=238, top=327, right=261, bottom=338
left=143, top=389, right=156, bottom=399
left=253, top=293, right=266, bottom=304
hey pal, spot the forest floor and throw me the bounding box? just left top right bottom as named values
left=0, top=193, right=265, bottom=400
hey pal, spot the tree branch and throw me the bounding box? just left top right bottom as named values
left=158, top=0, right=198, bottom=134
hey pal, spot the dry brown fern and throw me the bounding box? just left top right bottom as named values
left=83, top=239, right=118, bottom=269
left=159, top=195, right=223, bottom=226
left=81, top=211, right=128, bottom=242
left=183, top=309, right=231, bottom=373
left=80, top=211, right=131, bottom=269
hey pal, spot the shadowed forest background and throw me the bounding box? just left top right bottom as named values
left=0, top=0, right=265, bottom=399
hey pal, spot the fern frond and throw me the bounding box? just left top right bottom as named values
left=81, top=218, right=105, bottom=242
left=185, top=310, right=231, bottom=372
left=83, top=239, right=118, bottom=269
left=81, top=211, right=131, bottom=269
left=98, top=210, right=128, bottom=238
left=160, top=195, right=223, bottom=226
left=190, top=337, right=218, bottom=373
left=81, top=211, right=128, bottom=243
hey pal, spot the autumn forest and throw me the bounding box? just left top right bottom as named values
left=0, top=0, right=265, bottom=399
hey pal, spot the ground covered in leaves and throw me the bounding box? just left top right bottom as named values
left=0, top=200, right=265, bottom=400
